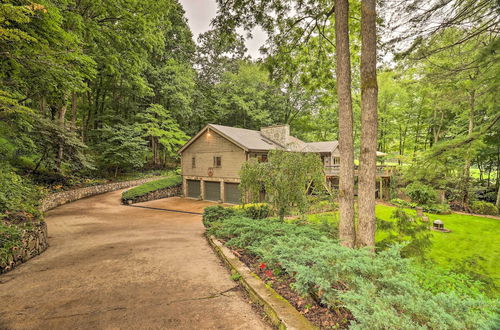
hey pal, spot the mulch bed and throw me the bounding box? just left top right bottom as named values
left=231, top=248, right=353, bottom=329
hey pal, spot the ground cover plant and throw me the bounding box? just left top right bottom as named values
left=308, top=204, right=500, bottom=296
left=121, top=173, right=181, bottom=202
left=204, top=209, right=498, bottom=329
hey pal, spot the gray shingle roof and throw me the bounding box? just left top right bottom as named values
left=181, top=124, right=381, bottom=156
left=209, top=124, right=281, bottom=151
left=305, top=141, right=339, bottom=153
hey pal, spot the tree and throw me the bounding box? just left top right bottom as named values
left=335, top=0, right=356, bottom=247
left=135, top=104, right=188, bottom=167
left=213, top=0, right=363, bottom=246
left=93, top=125, right=147, bottom=176
left=240, top=150, right=325, bottom=220
left=357, top=0, right=378, bottom=247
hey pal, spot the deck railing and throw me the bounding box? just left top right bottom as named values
left=324, top=165, right=395, bottom=176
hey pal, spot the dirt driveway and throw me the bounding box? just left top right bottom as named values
left=0, top=191, right=269, bottom=329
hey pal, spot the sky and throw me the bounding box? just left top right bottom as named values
left=179, top=0, right=267, bottom=58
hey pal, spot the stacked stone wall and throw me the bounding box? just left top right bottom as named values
left=40, top=177, right=160, bottom=212
left=123, top=184, right=182, bottom=204
left=0, top=222, right=48, bottom=273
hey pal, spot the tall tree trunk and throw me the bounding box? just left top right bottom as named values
left=358, top=0, right=378, bottom=248
left=462, top=89, right=475, bottom=208
left=335, top=0, right=356, bottom=248
left=56, top=104, right=67, bottom=171
left=40, top=96, right=46, bottom=118
left=496, top=147, right=500, bottom=209
left=71, top=92, right=78, bottom=129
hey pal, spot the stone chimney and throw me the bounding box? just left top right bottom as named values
left=260, top=125, right=290, bottom=147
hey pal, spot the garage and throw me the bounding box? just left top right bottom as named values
left=204, top=181, right=221, bottom=201
left=224, top=183, right=240, bottom=204
left=187, top=180, right=200, bottom=198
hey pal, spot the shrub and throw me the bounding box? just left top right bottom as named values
left=309, top=200, right=338, bottom=213
left=376, top=208, right=432, bottom=260
left=232, top=203, right=271, bottom=219
left=210, top=216, right=497, bottom=329
left=422, top=203, right=451, bottom=214
left=0, top=221, right=22, bottom=263
left=471, top=201, right=498, bottom=216
left=202, top=205, right=238, bottom=228
left=121, top=174, right=181, bottom=201
left=405, top=181, right=438, bottom=205
left=0, top=166, right=41, bottom=219
left=390, top=198, right=417, bottom=209
left=390, top=199, right=451, bottom=214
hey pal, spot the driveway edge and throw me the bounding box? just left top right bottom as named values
left=207, top=235, right=315, bottom=330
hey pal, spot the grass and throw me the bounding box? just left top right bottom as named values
left=307, top=204, right=500, bottom=294
left=121, top=173, right=181, bottom=200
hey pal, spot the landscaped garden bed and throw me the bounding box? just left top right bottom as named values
left=121, top=174, right=182, bottom=204
left=235, top=249, right=353, bottom=328
left=203, top=205, right=498, bottom=329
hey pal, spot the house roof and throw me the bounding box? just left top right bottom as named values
left=178, top=124, right=282, bottom=153
left=305, top=141, right=339, bottom=153
left=178, top=123, right=386, bottom=156
left=209, top=124, right=282, bottom=151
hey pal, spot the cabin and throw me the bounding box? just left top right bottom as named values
left=178, top=124, right=393, bottom=204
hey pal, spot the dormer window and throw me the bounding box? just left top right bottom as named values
left=213, top=156, right=222, bottom=168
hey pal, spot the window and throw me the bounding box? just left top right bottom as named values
left=258, top=154, right=268, bottom=163
left=191, top=157, right=196, bottom=168
left=213, top=156, right=222, bottom=168
left=333, top=157, right=340, bottom=165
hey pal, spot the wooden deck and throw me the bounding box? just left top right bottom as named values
left=324, top=165, right=395, bottom=177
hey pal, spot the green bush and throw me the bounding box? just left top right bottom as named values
left=405, top=181, right=438, bottom=205
left=309, top=200, right=338, bottom=213
left=209, top=215, right=497, bottom=329
left=121, top=174, right=181, bottom=201
left=202, top=205, right=238, bottom=228
left=0, top=221, right=22, bottom=263
left=390, top=198, right=417, bottom=208
left=376, top=208, right=432, bottom=260
left=471, top=201, right=498, bottom=216
left=232, top=203, right=271, bottom=219
left=0, top=166, right=41, bottom=219
left=422, top=203, right=451, bottom=214
left=390, top=199, right=451, bottom=214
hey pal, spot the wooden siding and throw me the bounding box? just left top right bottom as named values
left=181, top=130, right=247, bottom=179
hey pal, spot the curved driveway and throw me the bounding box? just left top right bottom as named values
left=0, top=191, right=269, bottom=329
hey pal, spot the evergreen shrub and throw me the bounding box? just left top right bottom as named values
left=390, top=198, right=417, bottom=208
left=471, top=201, right=498, bottom=216
left=422, top=203, right=451, bottom=214
left=231, top=203, right=271, bottom=219
left=405, top=181, right=438, bottom=205
left=208, top=214, right=497, bottom=329
left=202, top=205, right=238, bottom=227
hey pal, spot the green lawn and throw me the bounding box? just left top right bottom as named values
left=121, top=173, right=181, bottom=201
left=307, top=204, right=500, bottom=293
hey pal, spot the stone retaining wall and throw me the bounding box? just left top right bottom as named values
left=123, top=184, right=182, bottom=204
left=1, top=222, right=48, bottom=274
left=40, top=177, right=161, bottom=212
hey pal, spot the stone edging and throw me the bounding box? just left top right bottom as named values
left=122, top=184, right=182, bottom=204
left=40, top=177, right=161, bottom=212
left=1, top=222, right=48, bottom=274
left=207, top=235, right=315, bottom=330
